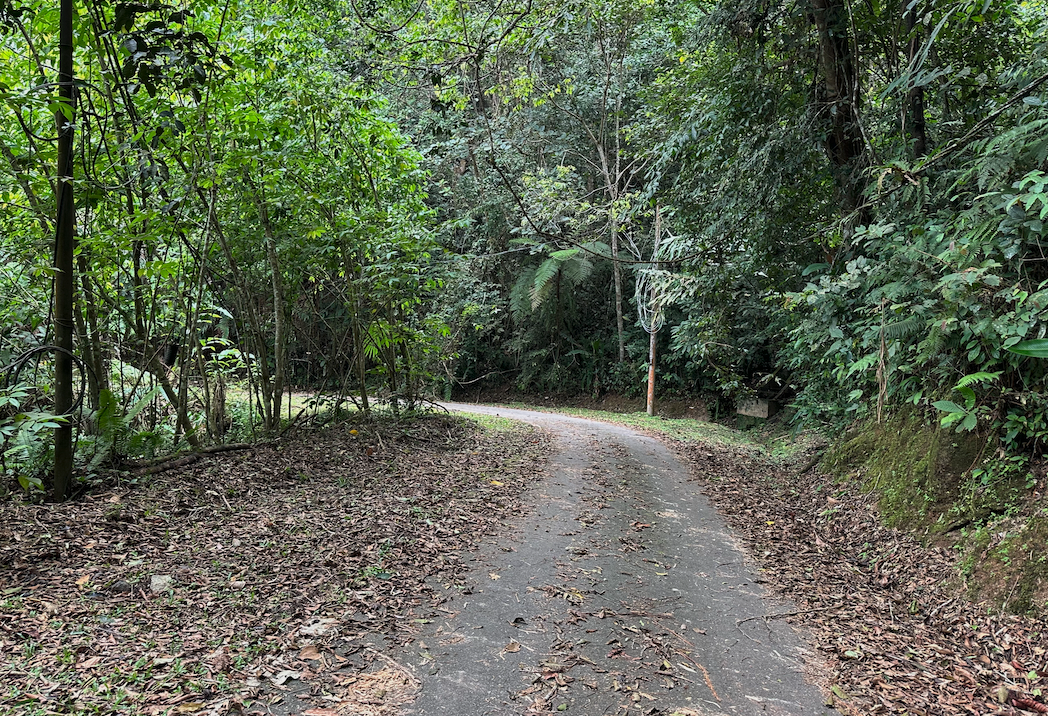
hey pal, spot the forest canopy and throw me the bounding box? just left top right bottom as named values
left=2, top=0, right=1048, bottom=497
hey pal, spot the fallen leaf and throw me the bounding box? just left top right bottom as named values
left=270, top=669, right=300, bottom=686
left=210, top=649, right=232, bottom=672
left=299, top=645, right=322, bottom=661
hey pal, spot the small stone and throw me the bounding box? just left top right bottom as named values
left=150, top=575, right=173, bottom=593
left=231, top=538, right=241, bottom=548
left=109, top=580, right=132, bottom=594
left=230, top=580, right=246, bottom=590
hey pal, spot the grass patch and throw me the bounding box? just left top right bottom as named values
left=463, top=412, right=526, bottom=434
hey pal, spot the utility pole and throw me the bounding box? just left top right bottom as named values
left=645, top=205, right=662, bottom=417
left=53, top=0, right=75, bottom=500
left=646, top=326, right=656, bottom=416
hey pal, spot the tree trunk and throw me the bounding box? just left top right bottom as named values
left=903, top=1, right=928, bottom=156
left=149, top=355, right=200, bottom=448
left=52, top=0, right=75, bottom=501
left=611, top=215, right=625, bottom=362
left=207, top=198, right=275, bottom=430
left=353, top=297, right=370, bottom=413
left=77, top=256, right=108, bottom=413
left=259, top=203, right=287, bottom=429
left=646, top=328, right=656, bottom=416
left=812, top=0, right=867, bottom=216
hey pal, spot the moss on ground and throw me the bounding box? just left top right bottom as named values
left=821, top=414, right=987, bottom=529
left=821, top=413, right=1048, bottom=615
left=960, top=512, right=1048, bottom=614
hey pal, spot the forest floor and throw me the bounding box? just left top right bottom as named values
left=0, top=413, right=550, bottom=716
left=668, top=428, right=1048, bottom=716
left=1, top=405, right=1046, bottom=716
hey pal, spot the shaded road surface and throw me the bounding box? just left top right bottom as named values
left=402, top=404, right=833, bottom=716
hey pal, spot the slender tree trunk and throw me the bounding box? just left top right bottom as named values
left=1, top=141, right=50, bottom=232
left=353, top=293, right=370, bottom=413
left=77, top=255, right=108, bottom=412
left=258, top=200, right=286, bottom=429
left=646, top=204, right=662, bottom=417
left=207, top=198, right=275, bottom=430
left=646, top=329, right=656, bottom=416
left=611, top=215, right=625, bottom=362
left=387, top=303, right=400, bottom=413
left=52, top=0, right=75, bottom=501
left=904, top=1, right=928, bottom=156
left=149, top=355, right=199, bottom=447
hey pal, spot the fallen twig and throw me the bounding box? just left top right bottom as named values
left=134, top=454, right=199, bottom=477
left=735, top=605, right=839, bottom=628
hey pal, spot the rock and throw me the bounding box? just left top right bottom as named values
left=109, top=580, right=133, bottom=595
left=150, top=574, right=173, bottom=593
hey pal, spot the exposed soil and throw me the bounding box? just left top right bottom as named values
left=0, top=415, right=551, bottom=716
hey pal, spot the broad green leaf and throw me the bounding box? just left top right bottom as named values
left=1007, top=339, right=1048, bottom=358
left=932, top=400, right=966, bottom=413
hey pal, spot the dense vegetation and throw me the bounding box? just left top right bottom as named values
left=2, top=0, right=1048, bottom=498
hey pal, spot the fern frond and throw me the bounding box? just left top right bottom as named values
left=509, top=267, right=536, bottom=320
left=955, top=371, right=1002, bottom=389
left=882, top=315, right=923, bottom=341
left=530, top=257, right=562, bottom=310
left=559, top=254, right=593, bottom=289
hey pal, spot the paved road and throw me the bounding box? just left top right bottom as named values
left=403, top=404, right=833, bottom=716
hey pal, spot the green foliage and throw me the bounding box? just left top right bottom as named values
left=0, top=0, right=447, bottom=490
left=81, top=386, right=166, bottom=467
left=1, top=0, right=1047, bottom=491
left=0, top=382, right=63, bottom=495
left=1008, top=339, right=1048, bottom=358
left=782, top=83, right=1048, bottom=442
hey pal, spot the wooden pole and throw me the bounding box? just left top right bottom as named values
left=53, top=0, right=76, bottom=501
left=645, top=203, right=662, bottom=417
left=646, top=328, right=656, bottom=416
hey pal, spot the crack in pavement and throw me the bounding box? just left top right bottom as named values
left=401, top=404, right=834, bottom=715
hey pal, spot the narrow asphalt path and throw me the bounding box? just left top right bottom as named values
left=402, top=404, right=833, bottom=716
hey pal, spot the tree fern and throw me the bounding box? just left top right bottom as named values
left=530, top=256, right=564, bottom=310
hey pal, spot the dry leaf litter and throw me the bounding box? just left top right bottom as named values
left=0, top=415, right=550, bottom=716
left=672, top=437, right=1048, bottom=716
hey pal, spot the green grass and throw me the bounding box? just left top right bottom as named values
left=462, top=412, right=526, bottom=434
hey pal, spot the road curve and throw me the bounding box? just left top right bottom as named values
left=403, top=403, right=833, bottom=716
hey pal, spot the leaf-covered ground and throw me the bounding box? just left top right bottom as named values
left=0, top=415, right=551, bottom=716
left=671, top=437, right=1048, bottom=716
